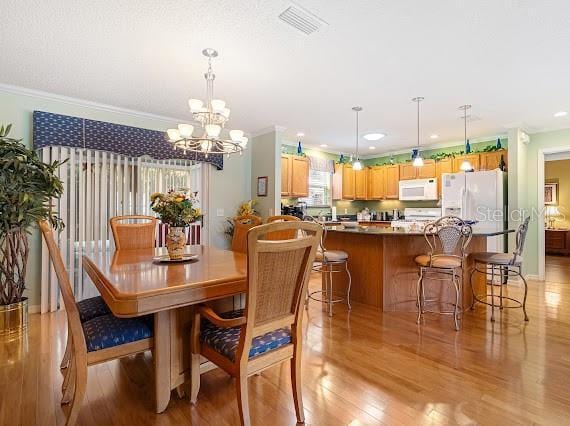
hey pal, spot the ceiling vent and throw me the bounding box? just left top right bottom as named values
left=459, top=114, right=482, bottom=123
left=278, top=4, right=328, bottom=35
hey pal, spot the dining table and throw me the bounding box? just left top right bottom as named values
left=82, top=244, right=247, bottom=413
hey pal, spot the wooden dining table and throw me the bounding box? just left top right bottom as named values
left=82, top=245, right=247, bottom=413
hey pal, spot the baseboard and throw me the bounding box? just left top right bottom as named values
left=526, top=274, right=541, bottom=281
left=28, top=305, right=41, bottom=314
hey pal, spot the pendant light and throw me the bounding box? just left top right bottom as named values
left=459, top=104, right=472, bottom=171
left=352, top=106, right=363, bottom=171
left=412, top=97, right=424, bottom=167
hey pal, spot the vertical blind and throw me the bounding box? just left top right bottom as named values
left=39, top=146, right=204, bottom=313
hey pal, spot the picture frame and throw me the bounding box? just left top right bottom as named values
left=545, top=182, right=558, bottom=205
left=257, top=176, right=268, bottom=197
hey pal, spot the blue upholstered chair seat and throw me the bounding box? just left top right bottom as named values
left=77, top=296, right=111, bottom=322
left=200, top=309, right=291, bottom=362
left=82, top=314, right=153, bottom=352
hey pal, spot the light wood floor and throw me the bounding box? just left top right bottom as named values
left=2, top=266, right=570, bottom=425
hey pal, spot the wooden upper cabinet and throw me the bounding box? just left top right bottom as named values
left=332, top=163, right=343, bottom=200
left=290, top=156, right=309, bottom=197
left=280, top=155, right=291, bottom=196
left=368, top=166, right=385, bottom=200
left=354, top=168, right=367, bottom=200
left=453, top=154, right=480, bottom=172
left=385, top=165, right=399, bottom=199
left=399, top=163, right=417, bottom=180
left=417, top=159, right=436, bottom=179
left=342, top=164, right=355, bottom=200
left=435, top=158, right=453, bottom=197
left=480, top=150, right=508, bottom=171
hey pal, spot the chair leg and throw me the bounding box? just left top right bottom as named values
left=290, top=352, right=305, bottom=423
left=60, top=330, right=71, bottom=370
left=61, top=356, right=75, bottom=404
left=345, top=261, right=352, bottom=311
left=61, top=351, right=74, bottom=394
left=190, top=354, right=201, bottom=404
left=416, top=269, right=424, bottom=325
left=452, top=272, right=461, bottom=331
left=328, top=265, right=334, bottom=317
left=490, top=265, right=495, bottom=322
left=236, top=372, right=251, bottom=426
left=66, top=358, right=87, bottom=426
left=469, top=267, right=477, bottom=310
left=520, top=267, right=530, bottom=322
left=499, top=266, right=504, bottom=310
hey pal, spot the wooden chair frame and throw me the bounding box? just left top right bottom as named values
left=110, top=215, right=157, bottom=250
left=39, top=220, right=153, bottom=425
left=265, top=214, right=301, bottom=241
left=231, top=215, right=263, bottom=253
left=190, top=221, right=322, bottom=425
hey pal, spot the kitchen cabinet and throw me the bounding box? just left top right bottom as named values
left=399, top=160, right=436, bottom=180
left=332, top=163, right=343, bottom=200
left=281, top=154, right=309, bottom=198
left=480, top=150, right=508, bottom=171
left=368, top=166, right=386, bottom=200
left=355, top=168, right=368, bottom=200
left=342, top=164, right=355, bottom=199
left=453, top=154, right=480, bottom=172
left=385, top=165, right=400, bottom=199
left=281, top=155, right=291, bottom=196
left=399, top=163, right=417, bottom=180
left=435, top=158, right=453, bottom=197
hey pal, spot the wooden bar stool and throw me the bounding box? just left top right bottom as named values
left=470, top=216, right=530, bottom=322
left=415, top=216, right=473, bottom=330
left=304, top=216, right=352, bottom=317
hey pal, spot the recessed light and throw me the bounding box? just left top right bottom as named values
left=369, top=146, right=376, bottom=150
left=430, top=134, right=439, bottom=139
left=363, top=133, right=385, bottom=141
left=296, top=132, right=305, bottom=137
left=320, top=144, right=328, bottom=148
left=554, top=111, right=568, bottom=118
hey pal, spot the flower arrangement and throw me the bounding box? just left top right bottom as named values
left=237, top=199, right=257, bottom=217
left=150, top=190, right=202, bottom=227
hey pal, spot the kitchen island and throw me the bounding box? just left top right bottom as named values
left=324, top=225, right=511, bottom=312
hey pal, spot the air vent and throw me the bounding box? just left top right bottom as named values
left=278, top=4, right=328, bottom=35
left=459, top=114, right=482, bottom=123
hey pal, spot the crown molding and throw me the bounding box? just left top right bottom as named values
left=0, top=83, right=188, bottom=125
left=251, top=125, right=287, bottom=138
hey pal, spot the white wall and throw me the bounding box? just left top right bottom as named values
left=250, top=127, right=282, bottom=219
left=0, top=86, right=251, bottom=306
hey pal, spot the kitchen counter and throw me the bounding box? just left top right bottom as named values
left=323, top=225, right=513, bottom=312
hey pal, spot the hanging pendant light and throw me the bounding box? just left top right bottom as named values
left=352, top=106, right=363, bottom=171
left=412, top=97, right=424, bottom=167
left=459, top=104, right=473, bottom=171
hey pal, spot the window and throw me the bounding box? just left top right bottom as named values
left=300, top=169, right=332, bottom=207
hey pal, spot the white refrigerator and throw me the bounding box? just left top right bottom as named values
left=441, top=170, right=507, bottom=252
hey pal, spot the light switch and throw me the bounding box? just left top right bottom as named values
left=217, top=208, right=224, bottom=217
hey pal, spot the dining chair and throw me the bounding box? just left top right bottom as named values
left=414, top=216, right=473, bottom=330
left=39, top=220, right=154, bottom=426
left=190, top=221, right=322, bottom=426
left=265, top=214, right=301, bottom=240
left=231, top=215, right=262, bottom=253
left=110, top=215, right=157, bottom=250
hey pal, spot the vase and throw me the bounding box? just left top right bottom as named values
left=0, top=298, right=28, bottom=336
left=166, top=226, right=186, bottom=260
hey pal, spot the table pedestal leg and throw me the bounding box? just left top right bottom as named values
left=154, top=310, right=171, bottom=413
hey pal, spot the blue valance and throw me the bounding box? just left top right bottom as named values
left=32, top=111, right=224, bottom=170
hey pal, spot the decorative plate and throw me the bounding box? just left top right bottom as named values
left=152, top=253, right=199, bottom=263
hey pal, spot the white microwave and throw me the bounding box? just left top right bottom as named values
left=399, top=178, right=438, bottom=201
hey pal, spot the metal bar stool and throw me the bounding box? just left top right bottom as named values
left=415, top=216, right=473, bottom=331
left=303, top=216, right=352, bottom=316
left=470, top=216, right=530, bottom=322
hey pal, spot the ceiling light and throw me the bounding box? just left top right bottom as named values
left=412, top=156, right=424, bottom=167
left=353, top=160, right=363, bottom=171
left=320, top=144, right=328, bottom=148
left=351, top=106, right=363, bottom=170
left=369, top=146, right=376, bottom=150
left=363, top=133, right=385, bottom=141
left=296, top=132, right=305, bottom=137
left=554, top=111, right=568, bottom=118
left=459, top=104, right=473, bottom=171
left=430, top=134, right=439, bottom=139
left=412, top=97, right=424, bottom=167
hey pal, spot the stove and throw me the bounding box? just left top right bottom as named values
left=390, top=208, right=442, bottom=231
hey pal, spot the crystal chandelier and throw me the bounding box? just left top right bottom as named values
left=166, top=48, right=247, bottom=157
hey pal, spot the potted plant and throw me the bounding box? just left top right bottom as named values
left=0, top=124, right=64, bottom=335
left=150, top=190, right=202, bottom=260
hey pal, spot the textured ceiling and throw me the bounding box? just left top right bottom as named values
left=1, top=0, right=570, bottom=153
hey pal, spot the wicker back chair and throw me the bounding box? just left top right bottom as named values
left=265, top=214, right=301, bottom=240
left=39, top=220, right=153, bottom=425
left=110, top=215, right=157, bottom=250
left=190, top=221, right=322, bottom=425
left=231, top=215, right=262, bottom=253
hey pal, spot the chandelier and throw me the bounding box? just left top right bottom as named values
left=166, top=48, right=247, bottom=157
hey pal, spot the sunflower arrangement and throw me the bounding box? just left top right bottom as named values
left=150, top=190, right=202, bottom=227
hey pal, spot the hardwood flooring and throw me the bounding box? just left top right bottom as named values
left=2, top=267, right=570, bottom=425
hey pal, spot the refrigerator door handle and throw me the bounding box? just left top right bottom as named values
left=460, top=186, right=467, bottom=219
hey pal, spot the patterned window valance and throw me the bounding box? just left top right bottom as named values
left=308, top=155, right=335, bottom=173
left=32, top=111, right=224, bottom=170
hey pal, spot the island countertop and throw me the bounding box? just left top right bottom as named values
left=325, top=224, right=513, bottom=237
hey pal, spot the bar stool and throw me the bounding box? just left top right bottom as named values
left=304, top=216, right=352, bottom=317
left=470, top=216, right=530, bottom=322
left=414, top=216, right=473, bottom=331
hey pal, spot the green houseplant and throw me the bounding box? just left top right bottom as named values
left=0, top=124, right=64, bottom=335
